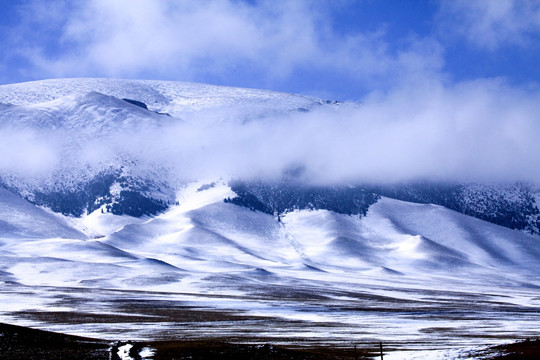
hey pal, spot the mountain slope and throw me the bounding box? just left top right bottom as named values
left=1, top=181, right=539, bottom=353
left=0, top=78, right=328, bottom=218
left=0, top=78, right=322, bottom=118
left=0, top=188, right=85, bottom=240
left=371, top=182, right=540, bottom=234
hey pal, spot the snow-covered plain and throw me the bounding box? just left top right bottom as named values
left=0, top=79, right=539, bottom=359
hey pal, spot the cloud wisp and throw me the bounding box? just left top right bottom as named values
left=160, top=78, right=540, bottom=184
left=438, top=0, right=540, bottom=50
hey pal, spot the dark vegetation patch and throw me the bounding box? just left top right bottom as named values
left=122, top=98, right=148, bottom=110
left=31, top=171, right=119, bottom=217
left=225, top=178, right=539, bottom=233
left=0, top=322, right=109, bottom=360
left=225, top=180, right=380, bottom=220
left=10, top=310, right=163, bottom=324
left=106, top=190, right=167, bottom=217
left=0, top=322, right=377, bottom=359
left=148, top=341, right=374, bottom=360
left=369, top=181, right=540, bottom=234
left=197, top=182, right=217, bottom=192
left=470, top=338, right=540, bottom=359
left=28, top=169, right=168, bottom=217
left=121, top=98, right=171, bottom=116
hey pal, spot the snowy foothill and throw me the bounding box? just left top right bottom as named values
left=0, top=180, right=539, bottom=358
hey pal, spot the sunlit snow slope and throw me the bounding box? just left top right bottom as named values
left=0, top=79, right=539, bottom=356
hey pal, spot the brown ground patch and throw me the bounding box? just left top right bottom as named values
left=3, top=321, right=538, bottom=359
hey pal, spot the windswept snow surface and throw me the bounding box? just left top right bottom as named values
left=0, top=78, right=319, bottom=119
left=1, top=182, right=539, bottom=358
left=0, top=188, right=85, bottom=240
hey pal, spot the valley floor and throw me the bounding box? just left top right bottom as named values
left=1, top=322, right=538, bottom=360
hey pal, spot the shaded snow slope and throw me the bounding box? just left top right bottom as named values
left=99, top=185, right=539, bottom=288
left=363, top=198, right=540, bottom=273
left=0, top=188, right=85, bottom=240
left=372, top=182, right=540, bottom=235
left=3, top=181, right=539, bottom=289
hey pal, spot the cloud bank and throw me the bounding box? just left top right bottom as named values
left=2, top=78, right=538, bottom=186
left=159, top=79, right=540, bottom=184
left=0, top=128, right=59, bottom=176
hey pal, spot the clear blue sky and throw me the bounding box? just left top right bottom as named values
left=1, top=0, right=539, bottom=101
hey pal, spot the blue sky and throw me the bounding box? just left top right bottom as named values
left=0, top=0, right=540, bottom=101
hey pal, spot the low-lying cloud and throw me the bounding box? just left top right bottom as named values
left=157, top=78, right=540, bottom=184
left=4, top=78, right=537, bottom=186
left=0, top=128, right=59, bottom=176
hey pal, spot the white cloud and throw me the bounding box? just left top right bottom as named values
left=10, top=0, right=442, bottom=95
left=0, top=128, right=59, bottom=176
left=438, top=0, right=540, bottom=50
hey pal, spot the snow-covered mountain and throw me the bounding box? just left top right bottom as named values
left=0, top=78, right=539, bottom=356
left=0, top=78, right=330, bottom=217
left=0, top=78, right=538, bottom=231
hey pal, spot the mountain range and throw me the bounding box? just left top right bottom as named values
left=0, top=78, right=539, bottom=357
